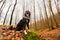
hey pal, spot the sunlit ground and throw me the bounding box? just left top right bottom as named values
left=0, top=25, right=60, bottom=40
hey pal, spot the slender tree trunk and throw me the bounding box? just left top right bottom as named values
left=49, top=7, right=53, bottom=29
left=0, top=0, right=3, bottom=3
left=36, top=15, right=39, bottom=30
left=0, top=0, right=6, bottom=17
left=54, top=0, right=60, bottom=26
left=37, top=2, right=42, bottom=28
left=33, top=0, right=37, bottom=30
left=54, top=0, right=60, bottom=15
left=43, top=0, right=50, bottom=30
left=23, top=0, right=25, bottom=17
left=3, top=5, right=11, bottom=25
left=49, top=0, right=58, bottom=27
left=9, top=0, right=17, bottom=25
left=0, top=0, right=6, bottom=10
left=48, top=0, right=54, bottom=29
left=37, top=2, right=45, bottom=30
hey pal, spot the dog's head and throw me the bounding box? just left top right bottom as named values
left=25, top=10, right=31, bottom=18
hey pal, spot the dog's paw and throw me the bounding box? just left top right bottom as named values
left=24, top=30, right=27, bottom=35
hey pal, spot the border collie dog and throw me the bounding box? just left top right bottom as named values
left=9, top=11, right=31, bottom=34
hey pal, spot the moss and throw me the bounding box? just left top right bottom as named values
left=23, top=31, right=40, bottom=40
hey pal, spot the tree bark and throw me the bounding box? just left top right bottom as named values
left=43, top=0, right=50, bottom=30
left=9, top=0, right=17, bottom=25
left=37, top=2, right=45, bottom=30
left=0, top=0, right=6, bottom=17
left=48, top=0, right=54, bottom=30
left=33, top=0, right=37, bottom=30
left=3, top=5, right=11, bottom=25
left=49, top=0, right=58, bottom=27
left=0, top=0, right=3, bottom=3
left=54, top=0, right=60, bottom=15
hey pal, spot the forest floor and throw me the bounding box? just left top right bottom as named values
left=0, top=25, right=60, bottom=40
left=0, top=25, right=24, bottom=40
left=37, top=28, right=60, bottom=40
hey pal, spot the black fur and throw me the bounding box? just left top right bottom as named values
left=16, top=18, right=30, bottom=31
left=9, top=11, right=30, bottom=31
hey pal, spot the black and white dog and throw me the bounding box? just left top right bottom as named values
left=9, top=11, right=31, bottom=34
left=16, top=11, right=31, bottom=31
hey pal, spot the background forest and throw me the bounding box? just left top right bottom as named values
left=0, top=0, right=60, bottom=30
left=0, top=0, right=60, bottom=40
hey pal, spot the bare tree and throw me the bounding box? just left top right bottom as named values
left=9, top=0, right=17, bottom=25
left=43, top=0, right=50, bottom=30
left=0, top=0, right=6, bottom=10
left=37, top=2, right=45, bottom=30
left=54, top=0, right=60, bottom=15
left=47, top=0, right=54, bottom=29
left=33, top=0, right=37, bottom=30
left=37, top=2, right=41, bottom=28
left=49, top=0, right=58, bottom=27
left=0, top=0, right=6, bottom=17
left=23, top=0, right=25, bottom=17
left=3, top=5, right=11, bottom=25
left=0, top=0, right=3, bottom=3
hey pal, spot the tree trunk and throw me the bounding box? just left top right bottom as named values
left=9, top=0, right=17, bottom=25
left=54, top=0, right=60, bottom=15
left=0, top=0, right=3, bottom=3
left=33, top=0, right=37, bottom=30
left=43, top=0, right=50, bottom=30
left=37, top=2, right=45, bottom=30
left=3, top=5, right=11, bottom=25
left=0, top=0, right=6, bottom=17
left=49, top=0, right=58, bottom=27
left=48, top=0, right=54, bottom=30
